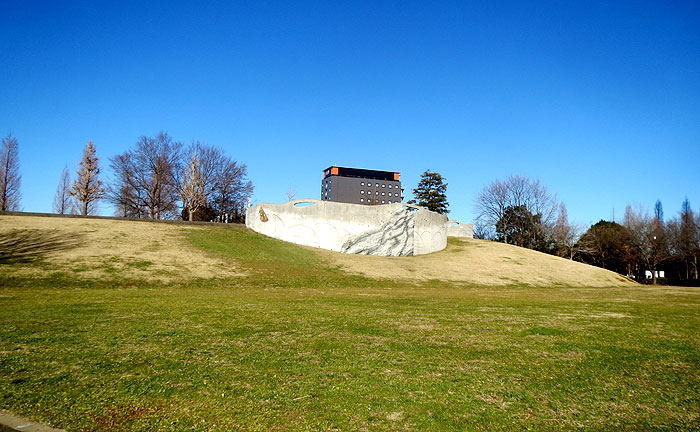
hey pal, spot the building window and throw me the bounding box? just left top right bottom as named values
left=382, top=184, right=385, bottom=188
left=389, top=185, right=392, bottom=188
left=360, top=190, right=364, bottom=194
left=360, top=198, right=364, bottom=202
left=375, top=191, right=378, bottom=195
left=381, top=192, right=385, bottom=196
left=382, top=200, right=385, bottom=204
left=361, top=182, right=364, bottom=186
left=375, top=183, right=379, bottom=187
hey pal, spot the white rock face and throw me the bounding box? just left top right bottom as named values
left=341, top=209, right=415, bottom=256
left=245, top=199, right=447, bottom=256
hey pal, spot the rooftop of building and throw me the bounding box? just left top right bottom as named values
left=323, top=166, right=400, bottom=181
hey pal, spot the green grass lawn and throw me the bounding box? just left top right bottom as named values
left=1, top=225, right=699, bottom=431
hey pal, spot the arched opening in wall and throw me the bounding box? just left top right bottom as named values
left=293, top=201, right=317, bottom=208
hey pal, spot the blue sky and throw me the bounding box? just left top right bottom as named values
left=2, top=0, right=699, bottom=226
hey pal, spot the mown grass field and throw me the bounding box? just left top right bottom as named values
left=1, top=217, right=699, bottom=431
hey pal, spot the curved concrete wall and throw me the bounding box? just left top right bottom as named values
left=245, top=199, right=447, bottom=256
left=447, top=220, right=474, bottom=238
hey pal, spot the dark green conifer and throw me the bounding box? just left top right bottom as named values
left=410, top=170, right=449, bottom=214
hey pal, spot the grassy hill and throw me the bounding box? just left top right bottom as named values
left=1, top=215, right=632, bottom=287
left=0, top=214, right=698, bottom=431
left=319, top=237, right=634, bottom=287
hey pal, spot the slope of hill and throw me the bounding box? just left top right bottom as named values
left=1, top=214, right=633, bottom=287
left=317, top=237, right=635, bottom=287
left=0, top=215, right=242, bottom=281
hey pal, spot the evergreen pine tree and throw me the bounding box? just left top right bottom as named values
left=410, top=170, right=449, bottom=214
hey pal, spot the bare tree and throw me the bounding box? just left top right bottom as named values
left=552, top=203, right=570, bottom=257
left=108, top=153, right=148, bottom=218
left=673, top=198, right=697, bottom=281
left=648, top=213, right=668, bottom=284
left=472, top=220, right=493, bottom=240
left=623, top=204, right=650, bottom=278
left=654, top=199, right=664, bottom=222
left=652, top=200, right=699, bottom=284
left=180, top=142, right=253, bottom=222
left=474, top=179, right=508, bottom=240
left=285, top=187, right=296, bottom=202
left=181, top=152, right=207, bottom=221
left=211, top=157, right=253, bottom=222
left=110, top=136, right=252, bottom=222
left=52, top=166, right=76, bottom=214
left=70, top=141, right=106, bottom=216
left=475, top=174, right=557, bottom=245
left=552, top=203, right=583, bottom=259
left=181, top=141, right=221, bottom=206
left=565, top=223, right=584, bottom=260
left=110, top=132, right=183, bottom=220
left=136, top=132, right=183, bottom=219
left=621, top=201, right=675, bottom=284
left=0, top=134, right=22, bottom=211
left=624, top=201, right=669, bottom=284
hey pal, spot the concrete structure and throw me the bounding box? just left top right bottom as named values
left=0, top=410, right=66, bottom=432
left=245, top=199, right=447, bottom=256
left=447, top=220, right=474, bottom=238
left=321, top=166, right=403, bottom=205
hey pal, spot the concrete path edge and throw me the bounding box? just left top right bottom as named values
left=0, top=411, right=65, bottom=432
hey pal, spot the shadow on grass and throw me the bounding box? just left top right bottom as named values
left=0, top=229, right=84, bottom=264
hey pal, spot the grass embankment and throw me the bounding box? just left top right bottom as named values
left=1, top=216, right=699, bottom=431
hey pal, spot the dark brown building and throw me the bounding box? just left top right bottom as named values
left=321, top=166, right=403, bottom=205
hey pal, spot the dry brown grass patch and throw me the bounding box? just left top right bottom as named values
left=0, top=215, right=242, bottom=281
left=314, top=238, right=636, bottom=287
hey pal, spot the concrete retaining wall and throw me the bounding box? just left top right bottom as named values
left=447, top=220, right=474, bottom=238
left=245, top=199, right=447, bottom=256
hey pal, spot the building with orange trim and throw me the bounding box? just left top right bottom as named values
left=321, top=166, right=403, bottom=205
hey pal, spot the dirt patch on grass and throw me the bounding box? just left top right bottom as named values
left=315, top=238, right=635, bottom=287
left=0, top=215, right=242, bottom=281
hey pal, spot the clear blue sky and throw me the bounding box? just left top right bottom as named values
left=2, top=0, right=699, bottom=226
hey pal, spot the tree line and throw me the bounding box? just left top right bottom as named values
left=409, top=170, right=700, bottom=285
left=576, top=200, right=699, bottom=285
left=471, top=174, right=699, bottom=285
left=49, top=132, right=253, bottom=222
